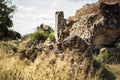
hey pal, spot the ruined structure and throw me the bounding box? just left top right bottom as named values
left=55, top=11, right=66, bottom=42
left=62, top=1, right=120, bottom=49
left=54, top=0, right=120, bottom=49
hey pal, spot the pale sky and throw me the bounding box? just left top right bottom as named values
left=12, top=0, right=98, bottom=35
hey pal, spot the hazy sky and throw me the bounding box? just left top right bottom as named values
left=12, top=0, right=98, bottom=35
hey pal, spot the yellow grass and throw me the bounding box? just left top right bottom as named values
left=0, top=41, right=120, bottom=80
left=0, top=42, right=85, bottom=80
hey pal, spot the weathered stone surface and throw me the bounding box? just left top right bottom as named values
left=57, top=35, right=88, bottom=52
left=68, top=2, right=120, bottom=49
left=99, top=0, right=120, bottom=4
left=55, top=11, right=66, bottom=42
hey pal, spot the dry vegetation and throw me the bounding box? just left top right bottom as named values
left=0, top=41, right=88, bottom=80
left=0, top=41, right=120, bottom=80
left=0, top=41, right=85, bottom=80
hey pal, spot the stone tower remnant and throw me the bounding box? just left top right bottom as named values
left=55, top=11, right=66, bottom=42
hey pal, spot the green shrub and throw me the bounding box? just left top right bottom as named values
left=49, top=32, right=55, bottom=38
left=7, top=30, right=21, bottom=40
left=49, top=32, right=55, bottom=41
left=96, top=50, right=109, bottom=63
left=116, top=42, right=120, bottom=49
left=30, top=30, right=49, bottom=41
left=0, top=30, right=21, bottom=40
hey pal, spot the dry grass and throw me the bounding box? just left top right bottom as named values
left=106, top=64, right=120, bottom=79
left=0, top=42, right=86, bottom=80
left=17, top=37, right=31, bottom=50
left=0, top=41, right=120, bottom=80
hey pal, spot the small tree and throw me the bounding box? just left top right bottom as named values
left=30, top=30, right=49, bottom=41
left=0, top=0, right=15, bottom=28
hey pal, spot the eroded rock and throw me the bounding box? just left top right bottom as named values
left=68, top=2, right=120, bottom=49
left=57, top=35, right=88, bottom=52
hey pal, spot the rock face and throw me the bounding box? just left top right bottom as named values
left=68, top=2, right=120, bottom=49
left=57, top=35, right=88, bottom=52
left=99, top=0, right=120, bottom=4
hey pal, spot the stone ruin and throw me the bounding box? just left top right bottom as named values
left=55, top=1, right=120, bottom=50
left=55, top=11, right=66, bottom=42
left=69, top=2, right=120, bottom=49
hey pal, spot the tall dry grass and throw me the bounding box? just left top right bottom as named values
left=0, top=41, right=87, bottom=80
left=0, top=41, right=119, bottom=80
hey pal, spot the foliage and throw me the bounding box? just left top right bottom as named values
left=49, top=32, right=55, bottom=41
left=37, top=23, right=54, bottom=33
left=0, top=0, right=15, bottom=28
left=96, top=50, right=109, bottom=63
left=49, top=32, right=55, bottom=38
left=116, top=42, right=120, bottom=49
left=0, top=0, right=20, bottom=40
left=7, top=30, right=21, bottom=39
left=30, top=30, right=49, bottom=41
left=0, top=30, right=21, bottom=40
left=95, top=49, right=120, bottom=64
left=31, top=24, right=55, bottom=41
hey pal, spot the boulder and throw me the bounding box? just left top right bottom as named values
left=57, top=35, right=88, bottom=52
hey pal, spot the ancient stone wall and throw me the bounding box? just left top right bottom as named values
left=69, top=2, right=120, bottom=49
left=55, top=11, right=66, bottom=42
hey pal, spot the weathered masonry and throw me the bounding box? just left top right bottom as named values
left=55, top=11, right=66, bottom=42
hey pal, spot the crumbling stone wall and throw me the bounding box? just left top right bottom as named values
left=69, top=2, right=120, bottom=49
left=55, top=11, right=66, bottom=42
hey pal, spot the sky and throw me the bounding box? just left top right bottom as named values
left=12, top=0, right=98, bottom=35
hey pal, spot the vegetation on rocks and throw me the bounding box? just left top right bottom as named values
left=0, top=40, right=119, bottom=80
left=30, top=24, right=55, bottom=42
left=30, top=30, right=49, bottom=41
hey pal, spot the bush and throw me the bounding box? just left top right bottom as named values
left=49, top=32, right=55, bottom=39
left=49, top=32, right=55, bottom=41
left=96, top=50, right=109, bottom=63
left=0, top=30, right=21, bottom=40
left=116, top=42, right=120, bottom=49
left=30, top=30, right=49, bottom=41
left=7, top=30, right=21, bottom=40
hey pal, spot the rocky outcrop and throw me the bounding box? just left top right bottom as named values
left=99, top=0, right=120, bottom=4
left=37, top=24, right=53, bottom=34
left=66, top=1, right=120, bottom=49
left=57, top=35, right=88, bottom=52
